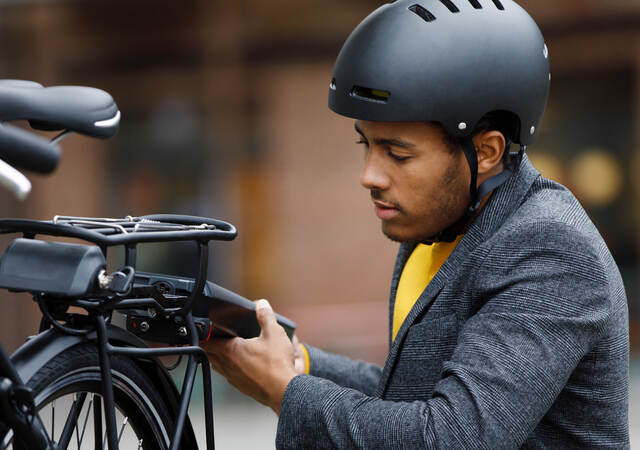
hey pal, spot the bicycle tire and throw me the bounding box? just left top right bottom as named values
left=12, top=344, right=175, bottom=449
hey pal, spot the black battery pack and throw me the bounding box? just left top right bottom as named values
left=126, top=313, right=212, bottom=345
left=125, top=272, right=296, bottom=342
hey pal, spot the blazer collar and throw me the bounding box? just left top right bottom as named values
left=377, top=155, right=540, bottom=397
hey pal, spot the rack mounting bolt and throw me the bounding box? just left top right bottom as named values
left=97, top=270, right=112, bottom=289
left=140, top=321, right=150, bottom=332
left=178, top=327, right=188, bottom=337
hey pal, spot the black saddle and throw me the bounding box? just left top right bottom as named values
left=0, top=81, right=120, bottom=139
left=0, top=80, right=43, bottom=89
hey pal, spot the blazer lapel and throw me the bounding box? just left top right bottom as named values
left=376, top=241, right=461, bottom=397
left=387, top=243, right=414, bottom=348
left=376, top=155, right=541, bottom=397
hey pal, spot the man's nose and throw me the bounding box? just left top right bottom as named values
left=360, top=153, right=389, bottom=190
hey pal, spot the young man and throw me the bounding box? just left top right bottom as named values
left=204, top=0, right=630, bottom=447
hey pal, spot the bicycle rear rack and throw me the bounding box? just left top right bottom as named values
left=0, top=214, right=236, bottom=244
left=0, top=214, right=238, bottom=450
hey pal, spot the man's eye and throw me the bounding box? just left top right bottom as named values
left=388, top=151, right=409, bottom=162
left=356, top=139, right=369, bottom=147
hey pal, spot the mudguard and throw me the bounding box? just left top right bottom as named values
left=10, top=324, right=198, bottom=448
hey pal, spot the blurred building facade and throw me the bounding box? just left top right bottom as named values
left=0, top=0, right=639, bottom=363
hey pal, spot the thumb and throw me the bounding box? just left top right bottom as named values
left=255, top=299, right=276, bottom=338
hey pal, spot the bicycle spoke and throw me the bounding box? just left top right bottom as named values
left=78, top=394, right=94, bottom=446
left=75, top=393, right=81, bottom=449
left=51, top=399, right=55, bottom=441
left=57, top=392, right=87, bottom=450
left=117, top=416, right=128, bottom=444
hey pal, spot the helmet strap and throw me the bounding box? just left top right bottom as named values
left=420, top=139, right=524, bottom=245
left=463, top=137, right=524, bottom=214
left=460, top=136, right=480, bottom=211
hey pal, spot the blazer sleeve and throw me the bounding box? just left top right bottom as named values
left=275, top=221, right=617, bottom=449
left=305, top=344, right=382, bottom=396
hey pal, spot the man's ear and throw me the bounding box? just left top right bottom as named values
left=472, top=130, right=506, bottom=176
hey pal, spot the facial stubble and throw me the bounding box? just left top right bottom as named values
left=380, top=155, right=468, bottom=243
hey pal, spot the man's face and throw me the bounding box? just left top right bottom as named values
left=355, top=121, right=470, bottom=242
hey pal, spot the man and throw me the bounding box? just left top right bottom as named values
left=204, top=0, right=630, bottom=448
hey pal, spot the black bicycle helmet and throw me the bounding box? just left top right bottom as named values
left=329, top=0, right=550, bottom=239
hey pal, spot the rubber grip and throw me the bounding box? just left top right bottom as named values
left=0, top=124, right=60, bottom=174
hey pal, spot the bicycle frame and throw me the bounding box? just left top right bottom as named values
left=94, top=313, right=214, bottom=450
left=0, top=81, right=253, bottom=450
left=0, top=214, right=240, bottom=450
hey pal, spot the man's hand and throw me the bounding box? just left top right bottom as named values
left=203, top=299, right=298, bottom=415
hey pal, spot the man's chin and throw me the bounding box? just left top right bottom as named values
left=382, top=230, right=405, bottom=243
left=381, top=222, right=441, bottom=243
left=381, top=224, right=413, bottom=243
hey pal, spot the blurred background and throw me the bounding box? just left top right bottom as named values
left=0, top=0, right=639, bottom=447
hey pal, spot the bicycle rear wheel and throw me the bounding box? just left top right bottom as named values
left=9, top=344, right=174, bottom=449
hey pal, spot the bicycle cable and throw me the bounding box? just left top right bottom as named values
left=36, top=295, right=93, bottom=337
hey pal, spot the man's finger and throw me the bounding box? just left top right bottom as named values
left=255, top=299, right=277, bottom=338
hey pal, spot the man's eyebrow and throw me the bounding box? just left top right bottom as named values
left=373, top=137, right=415, bottom=149
left=353, top=123, right=415, bottom=149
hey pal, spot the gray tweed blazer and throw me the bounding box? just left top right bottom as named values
left=276, top=156, right=630, bottom=449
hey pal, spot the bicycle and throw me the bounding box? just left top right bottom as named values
left=0, top=80, right=295, bottom=449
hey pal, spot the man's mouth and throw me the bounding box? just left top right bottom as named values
left=373, top=200, right=400, bottom=220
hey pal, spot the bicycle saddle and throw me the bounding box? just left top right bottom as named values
left=0, top=82, right=120, bottom=138
left=0, top=80, right=43, bottom=88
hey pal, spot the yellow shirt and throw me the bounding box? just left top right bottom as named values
left=301, top=235, right=462, bottom=374
left=392, top=236, right=463, bottom=341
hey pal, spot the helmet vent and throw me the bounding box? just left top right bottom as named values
left=350, top=86, right=390, bottom=104
left=408, top=4, right=436, bottom=22
left=467, top=0, right=482, bottom=9
left=438, top=0, right=460, bottom=13
left=491, top=0, right=505, bottom=10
